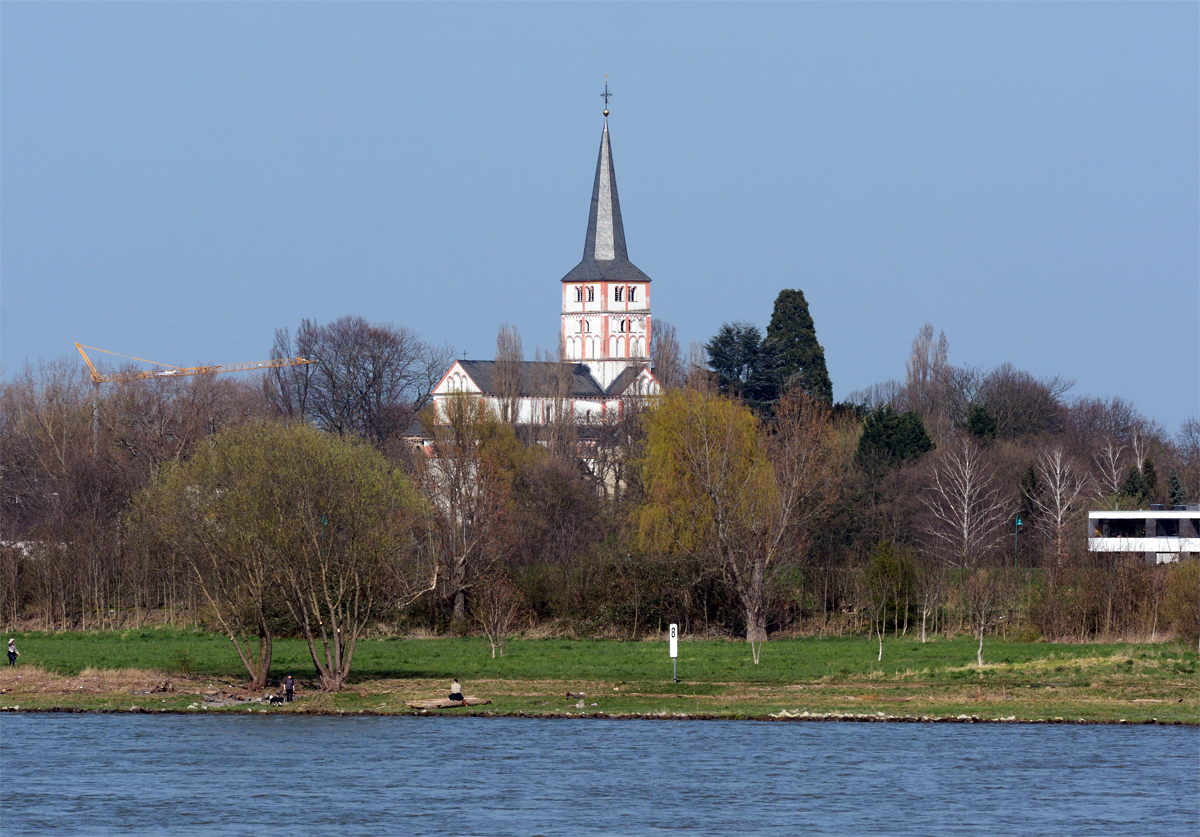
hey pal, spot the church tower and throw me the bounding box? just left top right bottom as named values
left=560, top=108, right=652, bottom=390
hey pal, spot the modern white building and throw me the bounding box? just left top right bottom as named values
left=1088, top=506, right=1200, bottom=564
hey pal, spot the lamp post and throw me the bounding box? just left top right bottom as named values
left=1014, top=514, right=1023, bottom=567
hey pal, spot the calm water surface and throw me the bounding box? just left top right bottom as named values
left=1, top=715, right=1196, bottom=836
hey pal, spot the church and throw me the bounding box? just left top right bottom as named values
left=430, top=106, right=662, bottom=429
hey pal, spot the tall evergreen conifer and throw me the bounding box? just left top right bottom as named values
left=1121, top=465, right=1148, bottom=505
left=766, top=289, right=833, bottom=403
left=1168, top=472, right=1187, bottom=506
left=855, top=405, right=934, bottom=467
left=967, top=403, right=999, bottom=441
left=1142, top=457, right=1158, bottom=494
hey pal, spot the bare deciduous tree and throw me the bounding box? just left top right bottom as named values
left=1177, top=418, right=1200, bottom=503
left=267, top=316, right=451, bottom=449
left=530, top=347, right=579, bottom=462
left=977, top=363, right=1073, bottom=440
left=902, top=323, right=952, bottom=443
left=963, top=567, right=1013, bottom=665
left=494, top=323, right=524, bottom=427
left=471, top=571, right=523, bottom=658
left=418, top=396, right=519, bottom=625
left=921, top=436, right=1012, bottom=569
left=650, top=319, right=683, bottom=391
left=914, top=550, right=945, bottom=643
left=1030, top=446, right=1091, bottom=568
left=1094, top=439, right=1128, bottom=497
left=105, top=373, right=267, bottom=481
left=845, top=379, right=904, bottom=412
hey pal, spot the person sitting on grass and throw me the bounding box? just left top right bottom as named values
left=449, top=678, right=464, bottom=703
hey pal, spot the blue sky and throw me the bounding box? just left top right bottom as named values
left=3, top=3, right=1196, bottom=432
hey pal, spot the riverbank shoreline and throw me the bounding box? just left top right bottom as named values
left=2, top=632, right=1195, bottom=724
left=2, top=669, right=1194, bottom=724
left=2, top=704, right=1192, bottom=725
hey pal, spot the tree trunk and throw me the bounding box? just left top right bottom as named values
left=745, top=611, right=768, bottom=643
left=741, top=557, right=768, bottom=650
left=453, top=589, right=467, bottom=626
left=976, top=627, right=985, bottom=666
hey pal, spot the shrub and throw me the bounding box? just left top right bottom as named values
left=1162, top=558, right=1200, bottom=646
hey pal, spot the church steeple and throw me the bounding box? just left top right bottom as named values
left=560, top=92, right=653, bottom=382
left=560, top=114, right=651, bottom=286
left=583, top=118, right=628, bottom=263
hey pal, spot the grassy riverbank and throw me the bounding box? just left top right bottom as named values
left=1, top=630, right=1196, bottom=723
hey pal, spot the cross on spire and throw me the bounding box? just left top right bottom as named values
left=600, top=75, right=611, bottom=115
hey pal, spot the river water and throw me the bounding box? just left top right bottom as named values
left=1, top=715, right=1195, bottom=836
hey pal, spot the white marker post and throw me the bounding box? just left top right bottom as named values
left=669, top=623, right=678, bottom=683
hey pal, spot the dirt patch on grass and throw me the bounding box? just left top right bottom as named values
left=0, top=665, right=242, bottom=699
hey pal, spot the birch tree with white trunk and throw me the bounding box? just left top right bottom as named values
left=1030, top=447, right=1091, bottom=568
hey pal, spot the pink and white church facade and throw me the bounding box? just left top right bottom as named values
left=431, top=111, right=662, bottom=426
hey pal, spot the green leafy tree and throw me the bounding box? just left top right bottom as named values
left=131, top=422, right=431, bottom=691
left=966, top=403, right=999, bottom=441
left=766, top=289, right=833, bottom=403
left=855, top=405, right=934, bottom=468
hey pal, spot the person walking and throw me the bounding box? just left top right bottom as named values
left=7, top=638, right=19, bottom=667
left=283, top=674, right=295, bottom=703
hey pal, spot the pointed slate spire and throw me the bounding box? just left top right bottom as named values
left=561, top=116, right=651, bottom=285
left=583, top=118, right=628, bottom=262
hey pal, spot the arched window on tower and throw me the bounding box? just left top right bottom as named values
left=575, top=286, right=583, bottom=303
left=629, top=286, right=637, bottom=302
left=587, top=286, right=595, bottom=302
left=614, top=286, right=623, bottom=302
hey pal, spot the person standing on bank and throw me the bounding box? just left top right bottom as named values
left=7, top=638, right=19, bottom=667
left=283, top=674, right=295, bottom=703
left=449, top=678, right=464, bottom=702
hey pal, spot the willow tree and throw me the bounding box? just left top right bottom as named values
left=131, top=421, right=431, bottom=690
left=639, top=388, right=843, bottom=662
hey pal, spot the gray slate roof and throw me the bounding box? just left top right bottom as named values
left=560, top=117, right=652, bottom=286
left=455, top=360, right=647, bottom=398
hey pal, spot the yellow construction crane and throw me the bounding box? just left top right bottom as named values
left=75, top=343, right=312, bottom=385
left=76, top=343, right=314, bottom=456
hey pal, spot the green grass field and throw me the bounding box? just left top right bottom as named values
left=2, top=629, right=1196, bottom=723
